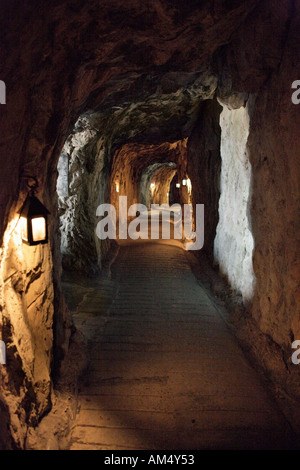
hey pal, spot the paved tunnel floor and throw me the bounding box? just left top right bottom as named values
left=69, top=241, right=295, bottom=450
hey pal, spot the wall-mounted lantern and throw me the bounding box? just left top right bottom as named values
left=115, top=182, right=120, bottom=193
left=182, top=179, right=187, bottom=186
left=18, top=178, right=50, bottom=246
left=176, top=183, right=180, bottom=188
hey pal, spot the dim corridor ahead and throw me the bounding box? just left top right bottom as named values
left=69, top=241, right=294, bottom=450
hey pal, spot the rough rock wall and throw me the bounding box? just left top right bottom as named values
left=140, top=163, right=174, bottom=208
left=0, top=399, right=11, bottom=449
left=187, top=99, right=222, bottom=258
left=217, top=0, right=300, bottom=351
left=57, top=114, right=104, bottom=275
left=110, top=142, right=184, bottom=221
left=249, top=63, right=300, bottom=347
left=214, top=101, right=255, bottom=302
left=0, top=194, right=55, bottom=448
left=150, top=165, right=177, bottom=206
left=169, top=139, right=190, bottom=206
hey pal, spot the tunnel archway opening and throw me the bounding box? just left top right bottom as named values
left=55, top=95, right=255, bottom=295
left=1, top=88, right=259, bottom=449
left=140, top=162, right=177, bottom=209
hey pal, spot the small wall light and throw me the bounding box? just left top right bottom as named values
left=150, top=182, right=155, bottom=194
left=176, top=183, right=180, bottom=188
left=115, top=182, right=120, bottom=193
left=186, top=178, right=192, bottom=195
left=182, top=179, right=187, bottom=186
left=18, top=178, right=50, bottom=246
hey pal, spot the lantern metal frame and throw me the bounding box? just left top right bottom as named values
left=18, top=178, right=50, bottom=246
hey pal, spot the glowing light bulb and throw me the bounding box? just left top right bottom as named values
left=186, top=178, right=192, bottom=194
left=31, top=217, right=46, bottom=242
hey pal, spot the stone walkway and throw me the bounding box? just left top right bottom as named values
left=69, top=241, right=295, bottom=450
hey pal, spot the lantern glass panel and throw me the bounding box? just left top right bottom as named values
left=20, top=217, right=28, bottom=241
left=31, top=217, right=46, bottom=242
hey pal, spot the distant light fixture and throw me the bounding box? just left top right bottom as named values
left=176, top=183, right=180, bottom=188
left=150, top=183, right=155, bottom=194
left=186, top=178, right=192, bottom=194
left=115, top=182, right=120, bottom=193
left=182, top=179, right=187, bottom=186
left=18, top=178, right=50, bottom=246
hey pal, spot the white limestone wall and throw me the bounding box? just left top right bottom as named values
left=56, top=115, right=106, bottom=273
left=214, top=102, right=255, bottom=301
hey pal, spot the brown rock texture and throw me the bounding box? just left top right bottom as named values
left=219, top=1, right=300, bottom=350
left=187, top=99, right=222, bottom=258
left=148, top=164, right=177, bottom=207
left=110, top=141, right=185, bottom=215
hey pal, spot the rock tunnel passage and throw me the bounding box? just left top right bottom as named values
left=69, top=240, right=295, bottom=450
left=1, top=0, right=300, bottom=451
